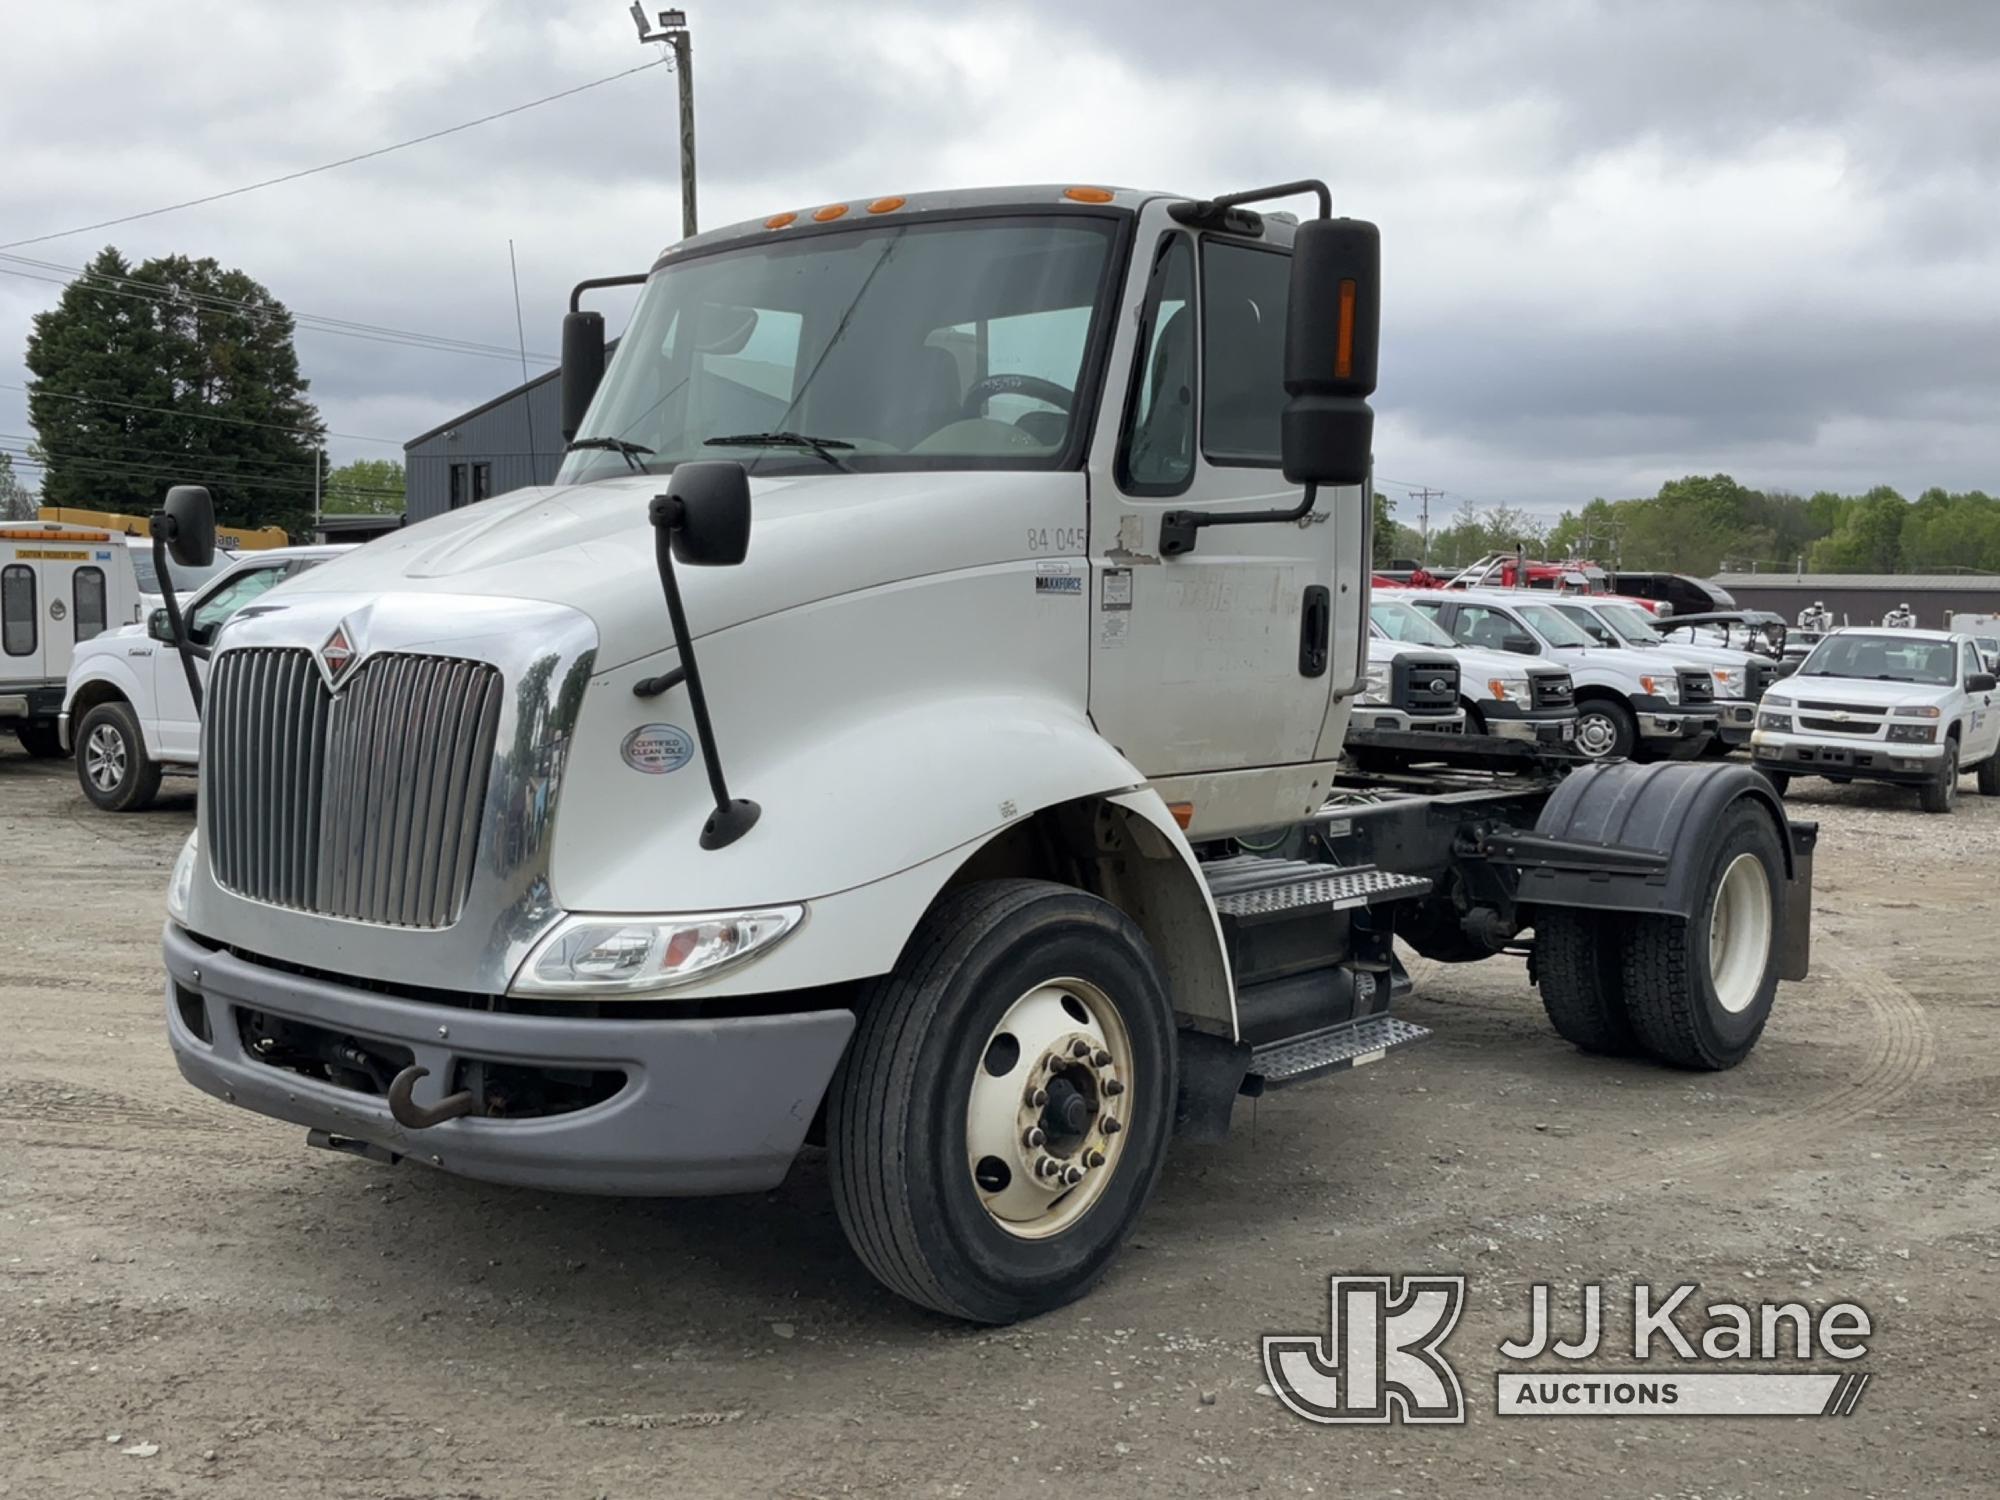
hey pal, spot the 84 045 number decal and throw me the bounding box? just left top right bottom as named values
left=1027, top=526, right=1087, bottom=553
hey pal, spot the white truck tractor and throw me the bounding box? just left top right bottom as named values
left=1405, top=587, right=1720, bottom=761
left=1754, top=627, right=2000, bottom=812
left=1547, top=595, right=1776, bottom=754
left=151, top=182, right=1816, bottom=1323
left=1368, top=593, right=1578, bottom=747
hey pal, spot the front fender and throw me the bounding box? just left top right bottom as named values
left=61, top=653, right=148, bottom=728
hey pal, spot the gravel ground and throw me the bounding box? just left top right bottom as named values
left=4, top=742, right=1998, bottom=1498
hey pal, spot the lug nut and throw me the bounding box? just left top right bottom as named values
left=1092, top=1048, right=1111, bottom=1067
left=1028, top=1087, right=1049, bottom=1108
left=1086, top=1148, right=1106, bottom=1168
left=1037, top=1155, right=1059, bottom=1178
left=1101, top=1116, right=1121, bottom=1135
left=1024, top=1127, right=1046, bottom=1149
left=1063, top=1164, right=1086, bottom=1185
left=1103, top=1078, right=1125, bottom=1097
left=1071, top=1039, right=1092, bottom=1059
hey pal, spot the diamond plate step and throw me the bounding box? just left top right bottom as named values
left=1243, top=1015, right=1433, bottom=1093
left=1203, top=855, right=1431, bottom=923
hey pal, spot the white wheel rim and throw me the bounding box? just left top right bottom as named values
left=84, top=724, right=126, bottom=791
left=1708, top=851, right=1773, bottom=1015
left=1576, top=712, right=1618, bottom=758
left=965, top=978, right=1134, bottom=1240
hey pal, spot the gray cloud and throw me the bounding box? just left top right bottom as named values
left=3, top=0, right=1996, bottom=517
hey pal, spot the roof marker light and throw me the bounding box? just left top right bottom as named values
left=764, top=212, right=798, bottom=229
left=812, top=203, right=850, bottom=222
left=1063, top=186, right=1115, bottom=203
left=867, top=195, right=906, bottom=215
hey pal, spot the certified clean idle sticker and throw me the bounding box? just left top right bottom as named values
left=621, top=723, right=695, bottom=774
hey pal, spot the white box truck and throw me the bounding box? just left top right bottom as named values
left=149, top=182, right=1817, bottom=1322
left=1, top=522, right=140, bottom=756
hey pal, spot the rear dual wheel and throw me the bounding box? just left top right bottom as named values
left=828, top=880, right=1175, bottom=1323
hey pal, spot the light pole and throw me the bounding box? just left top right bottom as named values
left=631, top=5, right=697, bottom=238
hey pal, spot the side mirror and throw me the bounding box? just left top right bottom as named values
left=1776, top=659, right=1800, bottom=678
left=162, top=485, right=216, bottom=567
left=1502, top=632, right=1539, bottom=655
left=664, top=460, right=752, bottom=567
left=1279, top=217, right=1381, bottom=486
left=1971, top=672, right=1997, bottom=693
left=561, top=310, right=607, bottom=443
left=147, top=608, right=175, bottom=644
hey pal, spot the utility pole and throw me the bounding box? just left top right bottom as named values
left=631, top=6, right=697, bottom=238
left=1408, top=486, right=1443, bottom=564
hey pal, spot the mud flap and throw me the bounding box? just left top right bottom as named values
left=1778, top=819, right=1816, bottom=982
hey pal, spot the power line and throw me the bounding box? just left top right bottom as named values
left=1, top=59, right=671, bottom=252
left=0, top=381, right=400, bottom=446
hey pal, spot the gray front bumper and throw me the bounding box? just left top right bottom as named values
left=163, top=924, right=854, bottom=1196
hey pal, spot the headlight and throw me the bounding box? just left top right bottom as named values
left=1711, top=667, right=1745, bottom=698
left=1358, top=667, right=1390, bottom=705
left=1887, top=723, right=1938, bottom=744
left=1891, top=704, right=1942, bottom=718
left=166, top=831, right=198, bottom=925
left=513, top=906, right=805, bottom=997
left=1639, top=673, right=1680, bottom=704
left=1758, top=711, right=1793, bottom=733
left=1486, top=677, right=1532, bottom=708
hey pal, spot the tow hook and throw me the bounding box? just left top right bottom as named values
left=386, top=1065, right=477, bottom=1129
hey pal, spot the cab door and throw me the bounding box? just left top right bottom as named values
left=1083, top=209, right=1361, bottom=781
left=1964, top=640, right=2000, bottom=762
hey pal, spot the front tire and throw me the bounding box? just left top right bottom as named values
left=1573, top=698, right=1637, bottom=761
left=828, top=880, right=1176, bottom=1323
left=75, top=701, right=162, bottom=812
left=1619, top=800, right=1785, bottom=1069
left=1917, top=740, right=1959, bottom=814
left=14, top=722, right=66, bottom=758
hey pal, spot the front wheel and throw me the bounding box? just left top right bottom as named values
left=1573, top=699, right=1637, bottom=760
left=828, top=880, right=1176, bottom=1323
left=75, top=701, right=162, bottom=812
left=1917, top=741, right=1959, bottom=814
left=1620, top=800, right=1785, bottom=1069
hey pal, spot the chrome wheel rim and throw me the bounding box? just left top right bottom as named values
left=1575, top=711, right=1619, bottom=758
left=1708, top=852, right=1773, bottom=1015
left=965, top=978, right=1134, bottom=1240
left=84, top=724, right=126, bottom=792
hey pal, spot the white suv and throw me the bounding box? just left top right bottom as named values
left=61, top=546, right=351, bottom=811
left=1753, top=629, right=2000, bottom=813
left=1407, top=588, right=1719, bottom=760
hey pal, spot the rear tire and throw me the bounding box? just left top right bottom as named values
left=1573, top=698, right=1637, bottom=761
left=1620, top=800, right=1785, bottom=1070
left=75, top=701, right=162, bottom=812
left=14, top=722, right=66, bottom=758
left=1533, top=910, right=1638, bottom=1055
left=827, top=879, right=1175, bottom=1323
left=1978, top=753, right=2000, bottom=797
left=1917, top=741, right=1959, bottom=815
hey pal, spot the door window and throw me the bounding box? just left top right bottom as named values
left=1200, top=241, right=1289, bottom=466
left=187, top=565, right=292, bottom=645
left=471, top=462, right=492, bottom=502
left=2, top=564, right=34, bottom=655
left=1450, top=604, right=1536, bottom=654
left=1117, top=235, right=1196, bottom=494
left=1553, top=603, right=1618, bottom=647
left=73, top=566, right=107, bottom=642
left=1964, top=642, right=1984, bottom=683
left=448, top=464, right=468, bottom=509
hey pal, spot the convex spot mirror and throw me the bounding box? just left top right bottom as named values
left=1280, top=216, right=1381, bottom=487
left=163, top=485, right=216, bottom=568
left=665, top=460, right=752, bottom=567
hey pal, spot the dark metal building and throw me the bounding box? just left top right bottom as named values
left=403, top=365, right=564, bottom=523
left=1710, top=572, right=2000, bottom=630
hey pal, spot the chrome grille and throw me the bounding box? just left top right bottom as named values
left=207, top=648, right=503, bottom=928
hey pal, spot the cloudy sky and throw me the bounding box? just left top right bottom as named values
left=4, top=0, right=1997, bottom=522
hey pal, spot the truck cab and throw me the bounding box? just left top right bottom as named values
left=154, top=183, right=1814, bottom=1323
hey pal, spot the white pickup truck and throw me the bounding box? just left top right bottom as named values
left=1369, top=593, right=1577, bottom=746
left=1407, top=587, right=1719, bottom=760
left=61, top=546, right=349, bottom=810
left=1547, top=595, right=1776, bottom=753
left=1752, top=628, right=2000, bottom=812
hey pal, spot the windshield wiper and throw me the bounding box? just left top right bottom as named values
left=566, top=435, right=654, bottom=473
left=705, top=431, right=853, bottom=470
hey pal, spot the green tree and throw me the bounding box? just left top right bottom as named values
left=1809, top=486, right=1907, bottom=571
left=0, top=452, right=34, bottom=521
left=322, top=458, right=406, bottom=515
left=1371, top=487, right=1396, bottom=567
left=25, top=246, right=326, bottom=535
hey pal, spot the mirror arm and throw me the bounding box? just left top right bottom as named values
left=1159, top=484, right=1318, bottom=558
left=569, top=273, right=648, bottom=314
left=647, top=495, right=760, bottom=850
left=148, top=522, right=207, bottom=714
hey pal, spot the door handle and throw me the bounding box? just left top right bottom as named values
left=1299, top=585, right=1330, bottom=678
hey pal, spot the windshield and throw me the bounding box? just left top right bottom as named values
left=558, top=214, right=1122, bottom=484
left=1799, top=632, right=1957, bottom=685
left=1977, top=636, right=1998, bottom=652
left=1370, top=599, right=1457, bottom=648
left=129, top=545, right=233, bottom=595
left=1517, top=601, right=1594, bottom=648
left=1600, top=602, right=1665, bottom=645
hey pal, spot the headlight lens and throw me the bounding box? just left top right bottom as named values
left=1891, top=704, right=1942, bottom=718
left=166, top=831, right=198, bottom=925
left=1711, top=667, right=1745, bottom=697
left=1640, top=673, right=1680, bottom=704
left=1487, top=676, right=1532, bottom=707
left=1358, top=667, right=1390, bottom=704
left=1758, top=711, right=1793, bottom=733
left=1887, top=722, right=1938, bottom=743
left=514, top=906, right=805, bottom=996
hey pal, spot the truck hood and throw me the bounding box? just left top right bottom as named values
left=1448, top=644, right=1564, bottom=681
left=275, top=469, right=1085, bottom=673
left=1763, top=676, right=1952, bottom=711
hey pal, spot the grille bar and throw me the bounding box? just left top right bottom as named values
left=207, top=647, right=500, bottom=929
